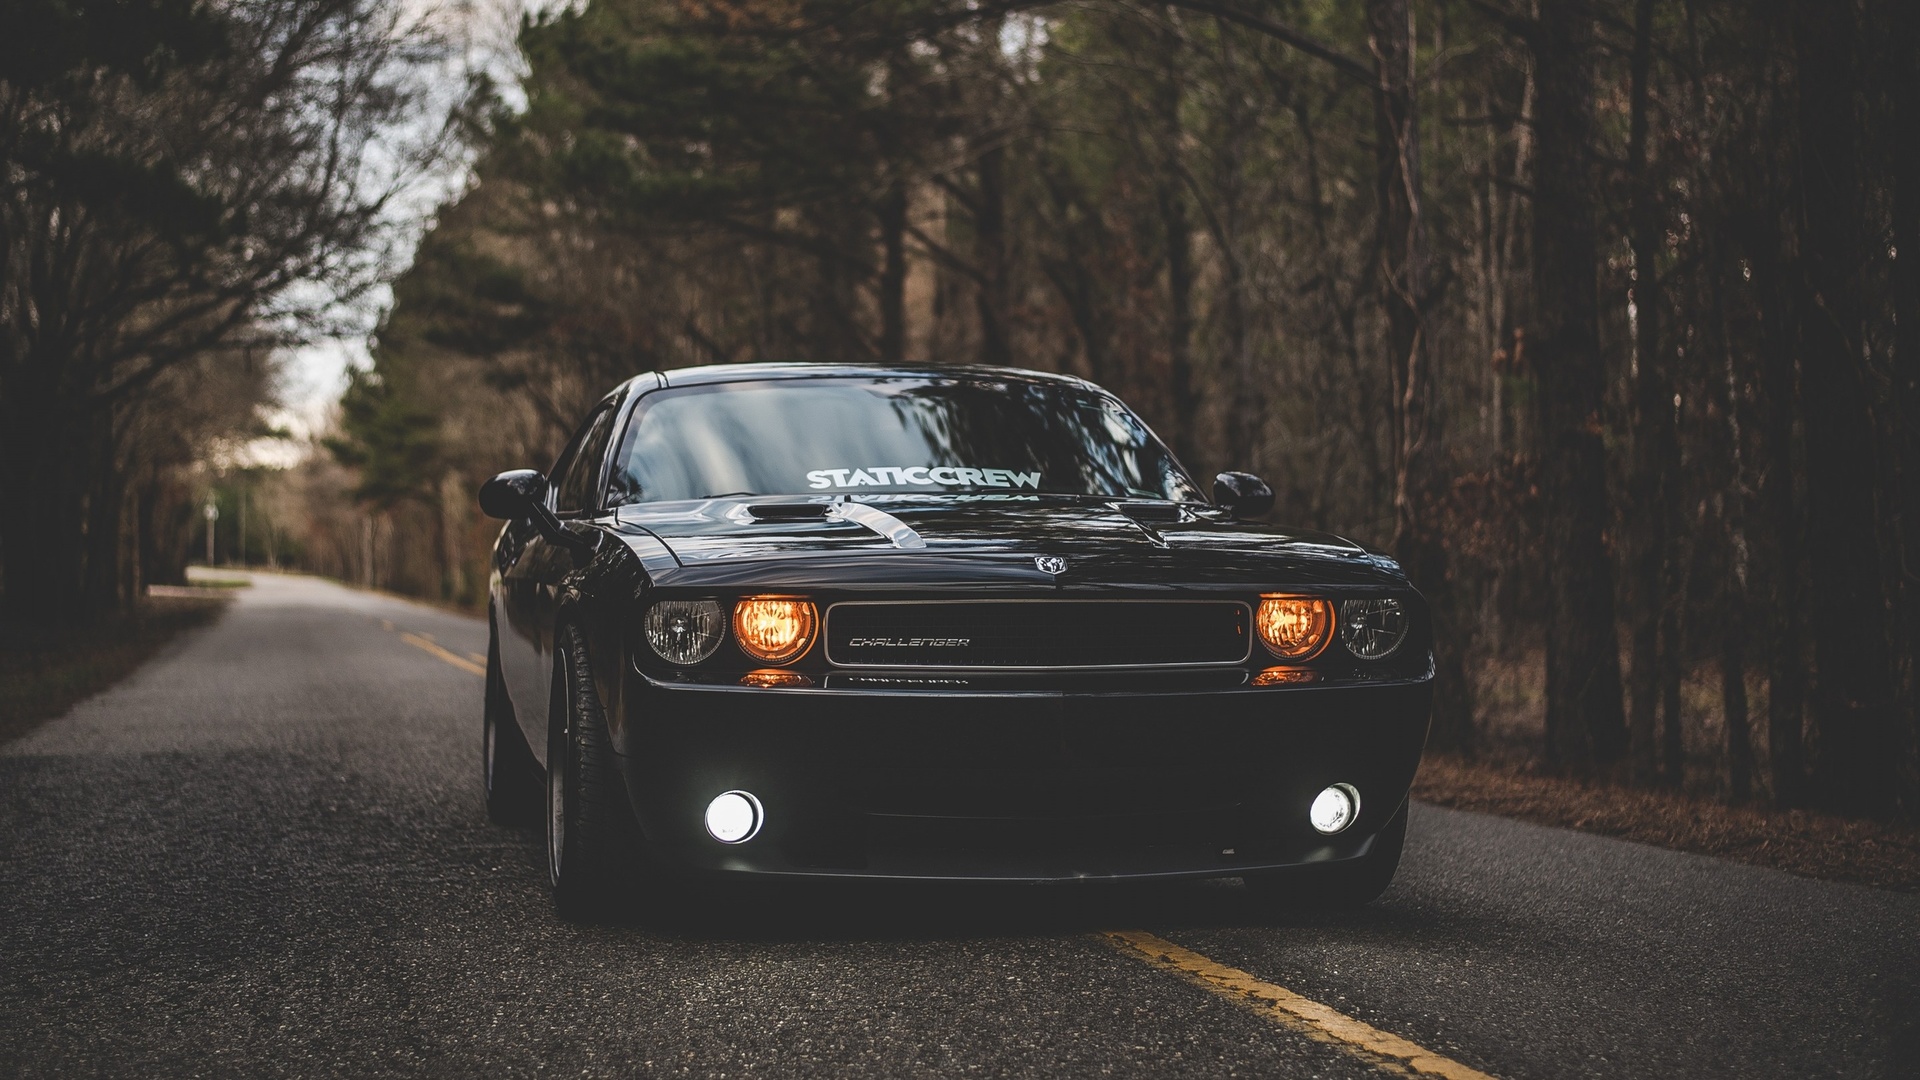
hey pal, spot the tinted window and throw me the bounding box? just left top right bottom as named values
left=606, top=377, right=1202, bottom=505
left=553, top=405, right=617, bottom=514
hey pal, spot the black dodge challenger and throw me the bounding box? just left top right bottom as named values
left=478, top=363, right=1432, bottom=917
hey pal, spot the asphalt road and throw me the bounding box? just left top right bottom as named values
left=3, top=571, right=1916, bottom=1079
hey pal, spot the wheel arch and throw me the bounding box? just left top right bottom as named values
left=555, top=533, right=650, bottom=754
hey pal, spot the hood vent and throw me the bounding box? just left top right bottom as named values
left=730, top=499, right=925, bottom=549
left=743, top=503, right=833, bottom=520
left=1115, top=501, right=1185, bottom=522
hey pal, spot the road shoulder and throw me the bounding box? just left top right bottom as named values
left=0, top=593, right=231, bottom=748
left=1414, top=753, right=1920, bottom=891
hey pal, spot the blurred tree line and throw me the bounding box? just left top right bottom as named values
left=308, top=0, right=1919, bottom=818
left=0, top=0, right=445, bottom=618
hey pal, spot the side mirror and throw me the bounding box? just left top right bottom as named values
left=1213, top=471, right=1274, bottom=519
left=479, top=469, right=548, bottom=520
left=479, top=469, right=596, bottom=555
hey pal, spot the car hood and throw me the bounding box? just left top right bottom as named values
left=610, top=495, right=1407, bottom=589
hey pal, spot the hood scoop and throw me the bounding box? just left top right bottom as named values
left=1115, top=500, right=1185, bottom=522
left=727, top=499, right=924, bottom=549
left=740, top=502, right=833, bottom=521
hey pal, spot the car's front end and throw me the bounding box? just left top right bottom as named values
left=608, top=497, right=1432, bottom=884
left=483, top=363, right=1436, bottom=911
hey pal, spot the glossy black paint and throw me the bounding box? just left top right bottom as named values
left=480, top=469, right=595, bottom=555
left=1212, top=470, right=1276, bottom=519
left=483, top=363, right=1433, bottom=884
left=478, top=469, right=548, bottom=519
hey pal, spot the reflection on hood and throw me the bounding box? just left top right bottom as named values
left=614, top=494, right=1391, bottom=587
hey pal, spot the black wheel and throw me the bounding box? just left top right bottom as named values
left=1246, top=797, right=1408, bottom=911
left=547, top=621, right=644, bottom=920
left=484, top=621, right=541, bottom=826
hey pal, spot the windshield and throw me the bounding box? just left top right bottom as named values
left=605, top=376, right=1203, bottom=505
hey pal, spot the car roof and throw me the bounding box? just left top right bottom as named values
left=639, top=362, right=1103, bottom=393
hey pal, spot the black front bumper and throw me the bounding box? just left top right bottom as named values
left=613, top=670, right=1431, bottom=882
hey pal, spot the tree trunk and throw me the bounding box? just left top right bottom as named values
left=83, top=427, right=129, bottom=615
left=1624, top=0, right=1673, bottom=786
left=815, top=207, right=873, bottom=361
left=879, top=183, right=908, bottom=364
left=135, top=477, right=187, bottom=590
left=1880, top=0, right=1920, bottom=815
left=1724, top=582, right=1756, bottom=802
left=440, top=470, right=467, bottom=603
left=1659, top=529, right=1689, bottom=786
left=1709, top=232, right=1756, bottom=804
left=1197, top=26, right=1259, bottom=470
left=84, top=399, right=142, bottom=615
left=974, top=144, right=1012, bottom=368
left=1160, top=176, right=1198, bottom=465
left=1219, top=248, right=1255, bottom=469
left=0, top=368, right=90, bottom=623
left=1154, top=14, right=1198, bottom=466
left=1370, top=0, right=1475, bottom=754
left=1748, top=222, right=1811, bottom=808
left=1791, top=0, right=1901, bottom=816
left=1530, top=0, right=1629, bottom=772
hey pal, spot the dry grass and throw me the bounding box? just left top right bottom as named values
left=0, top=594, right=230, bottom=745
left=1414, top=754, right=1920, bottom=892
left=1424, top=648, right=1920, bottom=892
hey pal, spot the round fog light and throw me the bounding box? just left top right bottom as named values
left=1309, top=784, right=1360, bottom=835
left=704, top=790, right=764, bottom=844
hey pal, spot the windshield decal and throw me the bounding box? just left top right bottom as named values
left=806, top=467, right=1041, bottom=490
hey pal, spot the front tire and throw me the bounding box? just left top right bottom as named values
left=1245, top=798, right=1408, bottom=911
left=547, top=622, right=643, bottom=920
left=484, top=622, right=541, bottom=826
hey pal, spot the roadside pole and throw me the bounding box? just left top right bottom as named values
left=204, top=499, right=218, bottom=566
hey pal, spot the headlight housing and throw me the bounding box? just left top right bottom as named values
left=644, top=599, right=726, bottom=665
left=1255, top=595, right=1334, bottom=660
left=1339, top=597, right=1409, bottom=659
left=732, top=597, right=817, bottom=664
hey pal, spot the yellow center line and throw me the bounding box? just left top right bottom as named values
left=1104, top=931, right=1499, bottom=1080
left=400, top=632, right=486, bottom=677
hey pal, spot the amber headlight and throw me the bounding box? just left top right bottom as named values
left=732, top=597, right=817, bottom=664
left=1256, top=595, right=1334, bottom=660
left=1339, top=597, right=1409, bottom=659
left=644, top=599, right=726, bottom=666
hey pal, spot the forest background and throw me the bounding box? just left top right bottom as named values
left=5, top=0, right=1920, bottom=822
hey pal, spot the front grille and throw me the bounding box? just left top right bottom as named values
left=825, top=600, right=1250, bottom=669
